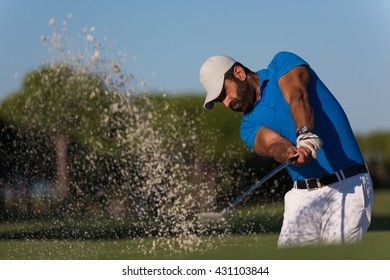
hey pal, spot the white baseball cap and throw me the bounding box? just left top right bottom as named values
left=199, top=55, right=236, bottom=110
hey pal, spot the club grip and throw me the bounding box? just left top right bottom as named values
left=288, top=153, right=299, bottom=163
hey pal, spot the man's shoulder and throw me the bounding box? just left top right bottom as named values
left=267, top=51, right=309, bottom=79
left=272, top=51, right=302, bottom=61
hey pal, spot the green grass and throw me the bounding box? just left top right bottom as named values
left=0, top=231, right=389, bottom=260
left=1, top=190, right=389, bottom=260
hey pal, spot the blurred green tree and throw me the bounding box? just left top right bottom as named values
left=0, top=64, right=114, bottom=201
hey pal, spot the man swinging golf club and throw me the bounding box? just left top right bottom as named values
left=199, top=51, right=373, bottom=247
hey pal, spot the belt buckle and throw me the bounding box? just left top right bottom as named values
left=305, top=178, right=321, bottom=191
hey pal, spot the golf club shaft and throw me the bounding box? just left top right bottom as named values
left=224, top=154, right=299, bottom=213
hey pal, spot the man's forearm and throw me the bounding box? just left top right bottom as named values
left=290, top=95, right=315, bottom=133
left=266, top=138, right=296, bottom=163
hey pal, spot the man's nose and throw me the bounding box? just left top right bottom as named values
left=222, top=97, right=230, bottom=108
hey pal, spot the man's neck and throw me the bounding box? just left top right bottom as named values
left=249, top=72, right=261, bottom=101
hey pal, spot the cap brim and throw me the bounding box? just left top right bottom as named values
left=203, top=75, right=224, bottom=110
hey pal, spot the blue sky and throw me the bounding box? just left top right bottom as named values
left=1, top=0, right=389, bottom=134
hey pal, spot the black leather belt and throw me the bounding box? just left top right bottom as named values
left=295, top=164, right=368, bottom=190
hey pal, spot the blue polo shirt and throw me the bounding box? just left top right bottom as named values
left=240, top=51, right=364, bottom=181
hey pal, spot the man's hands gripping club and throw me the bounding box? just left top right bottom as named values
left=254, top=126, right=323, bottom=166
left=296, top=127, right=323, bottom=159
left=285, top=128, right=323, bottom=166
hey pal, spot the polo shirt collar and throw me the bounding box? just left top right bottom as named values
left=258, top=69, right=269, bottom=89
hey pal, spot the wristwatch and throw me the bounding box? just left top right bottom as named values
left=296, top=126, right=313, bottom=137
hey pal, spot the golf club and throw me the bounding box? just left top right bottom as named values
left=197, top=154, right=299, bottom=221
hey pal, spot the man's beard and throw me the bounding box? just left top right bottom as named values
left=229, top=79, right=257, bottom=114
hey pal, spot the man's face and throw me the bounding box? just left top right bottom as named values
left=216, top=78, right=257, bottom=114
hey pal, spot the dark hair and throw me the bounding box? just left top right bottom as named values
left=224, top=62, right=253, bottom=81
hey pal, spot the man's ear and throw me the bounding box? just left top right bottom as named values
left=233, top=66, right=247, bottom=81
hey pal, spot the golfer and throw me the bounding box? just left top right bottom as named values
left=199, top=51, right=373, bottom=247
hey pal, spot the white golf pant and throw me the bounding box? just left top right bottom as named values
left=278, top=173, right=373, bottom=247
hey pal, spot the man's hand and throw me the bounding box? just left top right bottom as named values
left=287, top=146, right=312, bottom=166
left=296, top=132, right=323, bottom=159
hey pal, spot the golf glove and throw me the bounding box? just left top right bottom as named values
left=296, top=132, right=323, bottom=159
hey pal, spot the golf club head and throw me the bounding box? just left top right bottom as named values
left=197, top=211, right=225, bottom=222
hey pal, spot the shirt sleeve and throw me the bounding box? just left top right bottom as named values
left=268, top=51, right=309, bottom=80
left=240, top=114, right=260, bottom=152
left=240, top=106, right=281, bottom=152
